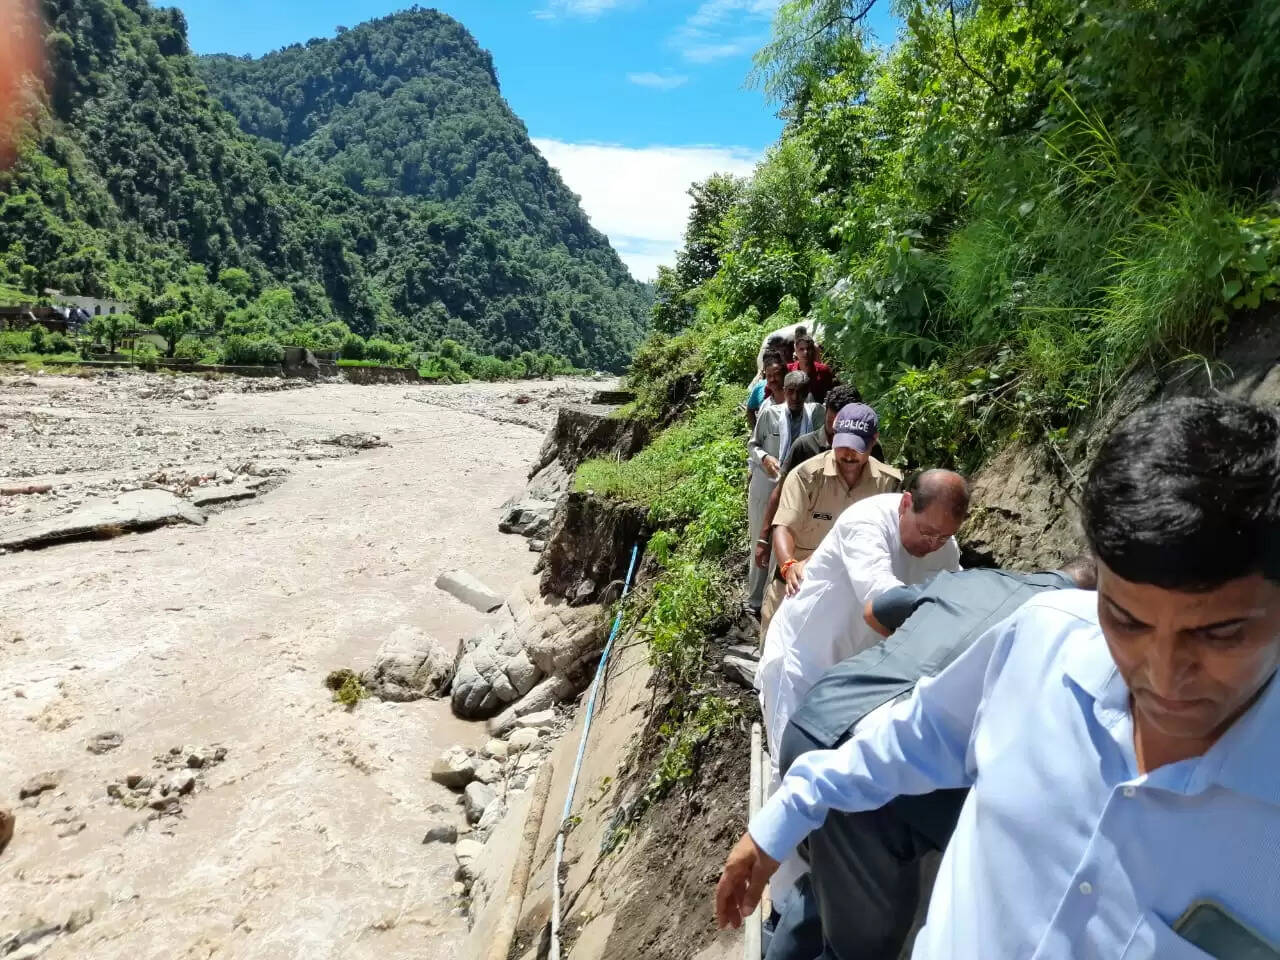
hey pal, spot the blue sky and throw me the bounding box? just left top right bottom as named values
left=177, top=1, right=896, bottom=280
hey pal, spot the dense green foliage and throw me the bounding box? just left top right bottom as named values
left=415, top=337, right=584, bottom=383
left=642, top=0, right=1280, bottom=470
left=0, top=2, right=649, bottom=370
left=593, top=0, right=1280, bottom=800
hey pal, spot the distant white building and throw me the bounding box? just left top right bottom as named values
left=43, top=289, right=133, bottom=316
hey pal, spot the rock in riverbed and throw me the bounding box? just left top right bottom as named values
left=515, top=709, right=556, bottom=730
left=362, top=626, right=455, bottom=702
left=86, top=731, right=124, bottom=754
left=18, top=771, right=60, bottom=800
left=423, top=824, right=458, bottom=845
left=506, top=729, right=540, bottom=754
left=463, top=782, right=497, bottom=824
left=435, top=570, right=504, bottom=613
left=454, top=838, right=485, bottom=881
left=430, top=746, right=476, bottom=790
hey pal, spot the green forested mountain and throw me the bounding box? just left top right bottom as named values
left=0, top=1, right=649, bottom=370
left=199, top=12, right=592, bottom=250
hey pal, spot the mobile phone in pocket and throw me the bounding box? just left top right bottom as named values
left=1174, top=901, right=1280, bottom=960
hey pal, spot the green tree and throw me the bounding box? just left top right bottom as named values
left=340, top=332, right=367, bottom=359
left=153, top=313, right=194, bottom=358
left=19, top=265, right=39, bottom=296
left=217, top=267, right=254, bottom=299
left=86, top=313, right=137, bottom=354
left=653, top=174, right=746, bottom=334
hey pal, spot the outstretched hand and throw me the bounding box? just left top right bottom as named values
left=714, top=832, right=779, bottom=930
left=784, top=559, right=805, bottom=596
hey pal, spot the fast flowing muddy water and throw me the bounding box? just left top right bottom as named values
left=0, top=373, right=594, bottom=959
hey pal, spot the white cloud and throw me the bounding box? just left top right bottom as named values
left=534, top=138, right=761, bottom=282
left=681, top=38, right=763, bottom=63
left=672, top=0, right=780, bottom=62
left=536, top=0, right=626, bottom=19
left=627, top=71, right=690, bottom=91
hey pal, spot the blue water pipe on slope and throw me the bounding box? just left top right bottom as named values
left=549, top=542, right=640, bottom=960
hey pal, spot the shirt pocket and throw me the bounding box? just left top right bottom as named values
left=1121, top=912, right=1216, bottom=960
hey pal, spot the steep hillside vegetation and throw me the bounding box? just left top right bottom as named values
left=0, top=1, right=648, bottom=370
left=575, top=0, right=1280, bottom=858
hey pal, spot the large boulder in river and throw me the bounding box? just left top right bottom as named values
left=451, top=624, right=533, bottom=718
left=430, top=746, right=476, bottom=789
left=497, top=498, right=557, bottom=539
left=486, top=675, right=576, bottom=736
left=449, top=578, right=607, bottom=720
left=499, top=459, right=569, bottom=540
left=463, top=782, right=497, bottom=824
left=362, top=626, right=456, bottom=701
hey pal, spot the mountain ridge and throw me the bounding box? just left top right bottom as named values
left=0, top=1, right=648, bottom=370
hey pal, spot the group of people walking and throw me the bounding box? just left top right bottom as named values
left=722, top=323, right=1280, bottom=959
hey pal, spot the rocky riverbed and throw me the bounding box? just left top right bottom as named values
left=0, top=370, right=607, bottom=960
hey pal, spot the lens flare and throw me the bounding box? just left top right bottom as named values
left=0, top=0, right=45, bottom=169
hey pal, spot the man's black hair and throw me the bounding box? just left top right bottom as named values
left=762, top=350, right=786, bottom=371
left=1082, top=395, right=1280, bottom=589
left=906, top=469, right=970, bottom=520
left=825, top=384, right=863, bottom=411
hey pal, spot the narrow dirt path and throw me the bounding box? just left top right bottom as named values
left=0, top=379, right=579, bottom=959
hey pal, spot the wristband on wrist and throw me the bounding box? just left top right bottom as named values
left=756, top=538, right=770, bottom=547
left=780, top=558, right=798, bottom=576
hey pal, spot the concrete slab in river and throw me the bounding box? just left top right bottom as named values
left=0, top=489, right=205, bottom=551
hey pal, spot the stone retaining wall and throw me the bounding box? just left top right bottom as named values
left=340, top=365, right=425, bottom=384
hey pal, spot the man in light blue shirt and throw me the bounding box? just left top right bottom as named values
left=716, top=395, right=1280, bottom=957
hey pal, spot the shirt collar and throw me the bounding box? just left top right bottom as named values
left=1191, top=670, right=1280, bottom=805
left=1061, top=617, right=1280, bottom=805
left=1061, top=626, right=1130, bottom=713
left=821, top=452, right=882, bottom=481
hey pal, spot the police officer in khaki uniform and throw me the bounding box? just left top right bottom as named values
left=761, top=403, right=901, bottom=636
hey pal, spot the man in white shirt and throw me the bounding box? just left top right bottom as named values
left=757, top=470, right=970, bottom=773
left=755, top=470, right=968, bottom=904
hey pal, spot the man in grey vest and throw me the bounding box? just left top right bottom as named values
left=747, top=369, right=824, bottom=612
left=764, top=559, right=1097, bottom=960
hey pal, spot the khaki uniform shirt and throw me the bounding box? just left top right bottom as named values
left=773, top=453, right=902, bottom=561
